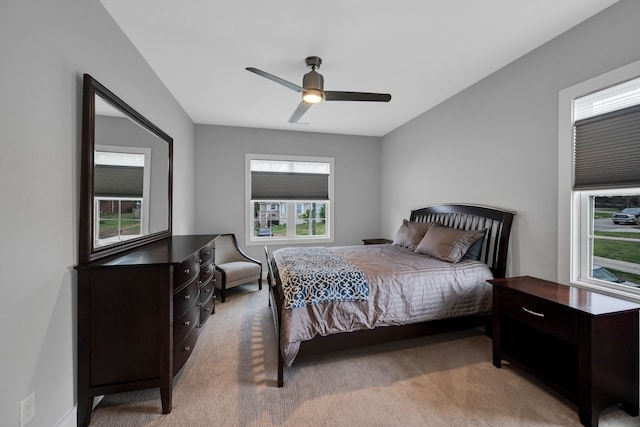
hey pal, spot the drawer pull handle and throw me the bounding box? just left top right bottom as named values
left=184, top=320, right=190, bottom=326
left=184, top=346, right=190, bottom=351
left=198, top=280, right=203, bottom=285
left=184, top=294, right=190, bottom=300
left=205, top=251, right=211, bottom=256
left=204, top=288, right=210, bottom=293
left=205, top=307, right=211, bottom=312
left=184, top=268, right=190, bottom=275
left=205, top=270, right=210, bottom=275
left=522, top=307, right=545, bottom=317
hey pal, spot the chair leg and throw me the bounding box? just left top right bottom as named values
left=221, top=283, right=226, bottom=303
left=259, top=276, right=262, bottom=291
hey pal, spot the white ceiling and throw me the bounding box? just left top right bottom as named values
left=100, top=0, right=618, bottom=137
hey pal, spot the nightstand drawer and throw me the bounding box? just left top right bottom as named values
left=501, top=289, right=577, bottom=343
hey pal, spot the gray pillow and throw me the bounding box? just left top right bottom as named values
left=415, top=222, right=485, bottom=263
left=392, top=219, right=432, bottom=250
left=463, top=231, right=486, bottom=261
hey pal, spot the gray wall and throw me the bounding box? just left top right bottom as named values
left=381, top=0, right=640, bottom=282
left=0, top=1, right=195, bottom=425
left=194, top=125, right=381, bottom=260
left=2, top=0, right=639, bottom=425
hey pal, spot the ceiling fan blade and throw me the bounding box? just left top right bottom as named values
left=324, top=91, right=391, bottom=102
left=246, top=67, right=303, bottom=93
left=288, top=101, right=313, bottom=123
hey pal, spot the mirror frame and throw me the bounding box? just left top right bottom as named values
left=79, top=74, right=173, bottom=264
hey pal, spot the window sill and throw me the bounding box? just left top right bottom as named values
left=570, top=278, right=640, bottom=304
left=246, top=236, right=334, bottom=246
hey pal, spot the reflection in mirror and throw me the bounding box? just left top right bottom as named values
left=93, top=149, right=147, bottom=247
left=79, top=74, right=172, bottom=263
left=93, top=95, right=169, bottom=247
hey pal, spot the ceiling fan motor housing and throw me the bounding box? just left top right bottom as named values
left=303, top=70, right=324, bottom=91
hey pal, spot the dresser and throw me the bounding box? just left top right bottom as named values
left=490, top=276, right=640, bottom=427
left=76, top=234, right=218, bottom=427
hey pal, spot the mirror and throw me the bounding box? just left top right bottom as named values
left=79, top=74, right=172, bottom=263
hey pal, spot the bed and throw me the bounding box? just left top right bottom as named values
left=265, top=203, right=515, bottom=387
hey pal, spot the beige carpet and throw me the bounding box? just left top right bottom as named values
left=90, top=284, right=637, bottom=426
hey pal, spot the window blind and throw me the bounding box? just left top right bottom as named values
left=573, top=76, right=640, bottom=121
left=251, top=171, right=329, bottom=200
left=573, top=103, right=640, bottom=190
left=94, top=165, right=144, bottom=197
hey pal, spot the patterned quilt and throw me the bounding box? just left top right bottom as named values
left=272, top=247, right=369, bottom=309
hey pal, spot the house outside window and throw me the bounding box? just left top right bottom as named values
left=245, top=153, right=334, bottom=245
left=559, top=67, right=640, bottom=299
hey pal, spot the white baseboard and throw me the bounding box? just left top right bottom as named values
left=56, top=407, right=76, bottom=427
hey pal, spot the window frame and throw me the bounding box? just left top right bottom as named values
left=558, top=59, right=640, bottom=302
left=95, top=144, right=151, bottom=237
left=245, top=153, right=334, bottom=246
left=574, top=189, right=640, bottom=297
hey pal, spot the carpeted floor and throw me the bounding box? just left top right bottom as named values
left=90, top=284, right=638, bottom=426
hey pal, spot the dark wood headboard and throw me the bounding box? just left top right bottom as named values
left=409, top=204, right=515, bottom=278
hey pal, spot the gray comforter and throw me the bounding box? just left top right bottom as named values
left=276, top=244, right=494, bottom=366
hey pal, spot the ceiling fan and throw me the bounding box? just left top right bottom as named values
left=246, top=56, right=392, bottom=123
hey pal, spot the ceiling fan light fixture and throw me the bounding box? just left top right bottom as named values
left=246, top=56, right=391, bottom=123
left=302, top=89, right=323, bottom=104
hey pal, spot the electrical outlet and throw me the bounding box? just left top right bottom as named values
left=20, top=392, right=35, bottom=427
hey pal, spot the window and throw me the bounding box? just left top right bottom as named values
left=245, top=153, right=334, bottom=245
left=576, top=191, right=640, bottom=292
left=559, top=64, right=640, bottom=299
left=93, top=147, right=150, bottom=248
left=94, top=198, right=143, bottom=247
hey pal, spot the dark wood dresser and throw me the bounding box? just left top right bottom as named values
left=76, top=234, right=217, bottom=427
left=490, top=276, right=640, bottom=427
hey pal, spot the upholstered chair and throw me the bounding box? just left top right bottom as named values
left=214, top=234, right=262, bottom=302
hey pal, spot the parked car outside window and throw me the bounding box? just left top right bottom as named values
left=592, top=265, right=639, bottom=287
left=257, top=228, right=273, bottom=237
left=612, top=207, right=640, bottom=225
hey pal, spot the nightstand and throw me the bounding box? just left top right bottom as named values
left=489, top=276, right=640, bottom=427
left=362, top=238, right=392, bottom=245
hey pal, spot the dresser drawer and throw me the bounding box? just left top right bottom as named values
left=173, top=256, right=199, bottom=290
left=500, top=289, right=577, bottom=343
left=173, top=325, right=198, bottom=374
left=198, top=262, right=214, bottom=287
left=198, top=242, right=214, bottom=266
left=173, top=303, right=200, bottom=344
left=199, top=276, right=215, bottom=304
left=173, top=279, right=199, bottom=317
left=199, top=295, right=215, bottom=326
